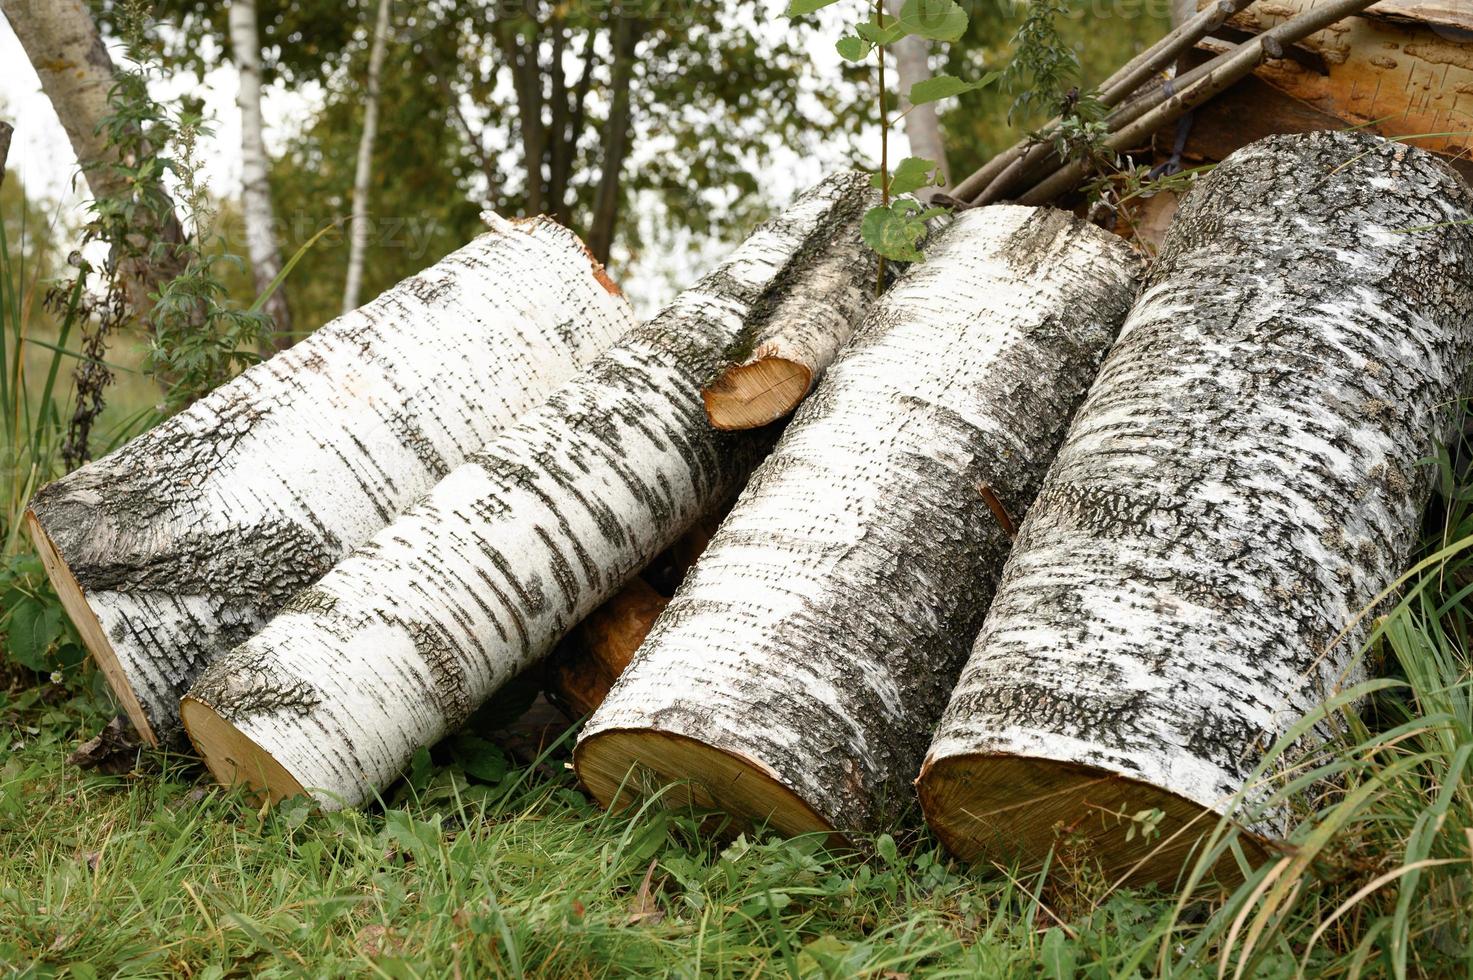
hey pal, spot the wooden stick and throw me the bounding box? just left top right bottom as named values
left=953, top=0, right=1256, bottom=204
left=1017, top=0, right=1381, bottom=205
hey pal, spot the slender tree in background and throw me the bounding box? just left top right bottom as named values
left=884, top=0, right=948, bottom=195
left=229, top=0, right=292, bottom=347
left=0, top=120, right=11, bottom=189
left=0, top=0, right=187, bottom=317
left=341, top=0, right=391, bottom=313
left=586, top=7, right=643, bottom=263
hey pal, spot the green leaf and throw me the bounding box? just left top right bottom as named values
left=875, top=833, right=900, bottom=866
left=835, top=35, right=872, bottom=61
left=6, top=598, right=62, bottom=672
left=854, top=19, right=904, bottom=45
left=908, top=70, right=1002, bottom=105
left=1040, top=926, right=1077, bottom=980
left=861, top=203, right=927, bottom=263
left=784, top=0, right=841, bottom=15
left=449, top=734, right=510, bottom=784
left=886, top=157, right=944, bottom=196
left=897, top=0, right=968, bottom=41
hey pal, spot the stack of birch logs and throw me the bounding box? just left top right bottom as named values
left=28, top=131, right=1473, bottom=886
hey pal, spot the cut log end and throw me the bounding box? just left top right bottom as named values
left=545, top=578, right=670, bottom=719
left=24, top=509, right=159, bottom=747
left=916, top=753, right=1267, bottom=887
left=575, top=728, right=842, bottom=844
left=180, top=696, right=307, bottom=804
left=702, top=357, right=813, bottom=431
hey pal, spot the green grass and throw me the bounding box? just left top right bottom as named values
left=4, top=470, right=1473, bottom=979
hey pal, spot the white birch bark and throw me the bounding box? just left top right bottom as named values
left=919, top=132, right=1473, bottom=884
left=341, top=0, right=392, bottom=314
left=885, top=0, right=948, bottom=196
left=229, top=0, right=292, bottom=343
left=578, top=206, right=1143, bottom=837
left=27, top=217, right=633, bottom=745
left=180, top=172, right=877, bottom=808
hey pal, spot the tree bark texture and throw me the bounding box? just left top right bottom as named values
left=180, top=172, right=877, bottom=809
left=577, top=206, right=1143, bottom=838
left=586, top=10, right=643, bottom=265
left=919, top=132, right=1473, bottom=885
left=341, top=0, right=392, bottom=314
left=0, top=0, right=187, bottom=316
left=229, top=0, right=292, bottom=348
left=27, top=218, right=634, bottom=746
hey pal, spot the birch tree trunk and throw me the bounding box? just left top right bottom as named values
left=341, top=0, right=392, bottom=314
left=577, top=206, right=1142, bottom=838
left=919, top=132, right=1473, bottom=886
left=885, top=0, right=948, bottom=195
left=229, top=0, right=292, bottom=348
left=27, top=217, right=633, bottom=746
left=180, top=172, right=878, bottom=809
left=0, top=0, right=187, bottom=315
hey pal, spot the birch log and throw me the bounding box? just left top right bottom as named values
left=577, top=206, right=1143, bottom=838
left=919, top=132, right=1473, bottom=886
left=27, top=218, right=633, bottom=746
left=180, top=172, right=877, bottom=808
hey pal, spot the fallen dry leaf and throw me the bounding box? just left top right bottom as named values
left=67, top=716, right=140, bottom=774
left=624, top=857, right=665, bottom=927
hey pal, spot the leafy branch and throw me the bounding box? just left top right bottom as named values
left=786, top=0, right=998, bottom=281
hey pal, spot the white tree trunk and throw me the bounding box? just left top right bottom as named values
left=341, top=0, right=392, bottom=313
left=0, top=0, right=187, bottom=314
left=229, top=0, right=292, bottom=345
left=27, top=218, right=633, bottom=745
left=919, top=132, right=1473, bottom=885
left=701, top=216, right=876, bottom=430
left=180, top=172, right=877, bottom=809
left=577, top=206, right=1143, bottom=838
left=885, top=0, right=948, bottom=196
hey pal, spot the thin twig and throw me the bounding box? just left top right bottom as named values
left=980, top=483, right=1018, bottom=539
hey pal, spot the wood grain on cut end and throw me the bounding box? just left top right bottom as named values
left=24, top=509, right=158, bottom=746
left=546, top=578, right=669, bottom=719
left=575, top=728, right=843, bottom=845
left=180, top=696, right=307, bottom=804
left=702, top=357, right=813, bottom=430
left=917, top=753, right=1266, bottom=887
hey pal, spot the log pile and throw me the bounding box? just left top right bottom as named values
left=178, top=173, right=877, bottom=807
left=23, top=48, right=1473, bottom=888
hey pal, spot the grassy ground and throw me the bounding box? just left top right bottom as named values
left=4, top=470, right=1473, bottom=980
